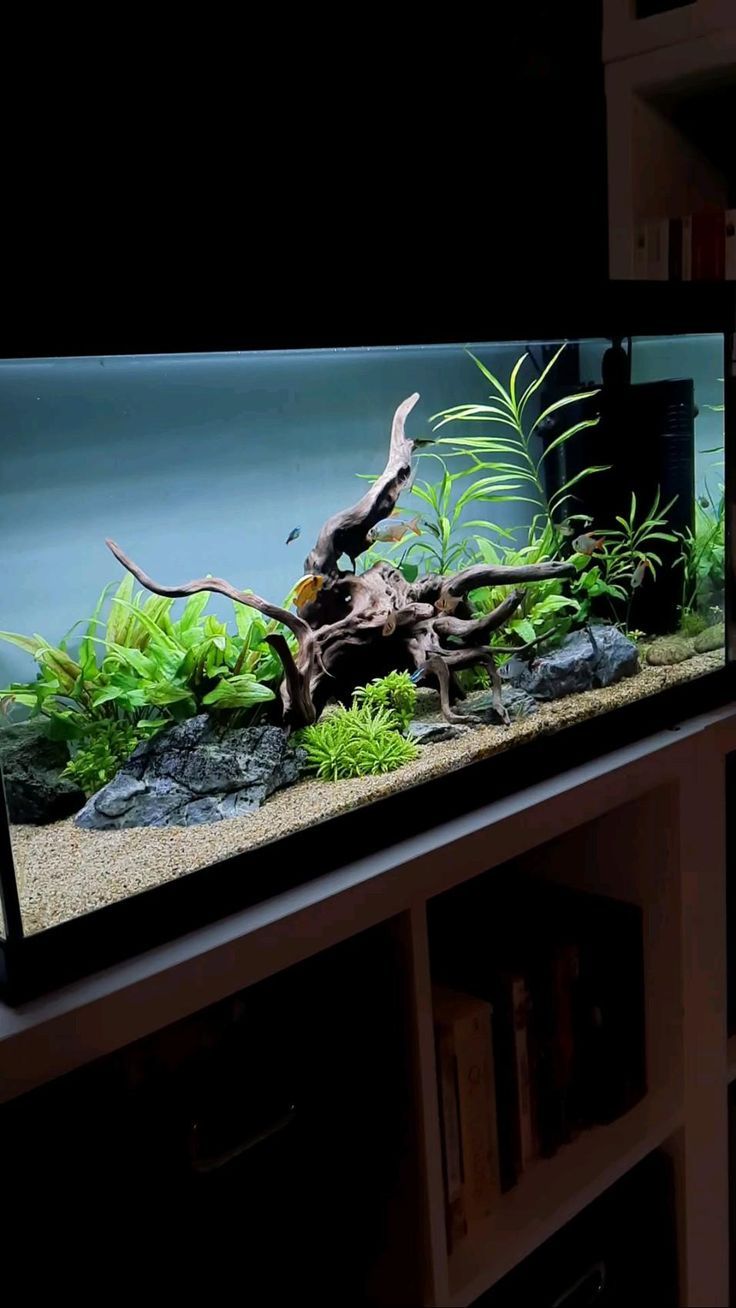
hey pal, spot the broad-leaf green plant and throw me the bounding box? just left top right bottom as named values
left=0, top=577, right=283, bottom=743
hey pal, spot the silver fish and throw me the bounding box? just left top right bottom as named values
left=631, top=558, right=651, bottom=589
left=572, top=532, right=604, bottom=556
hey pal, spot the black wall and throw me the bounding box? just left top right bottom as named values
left=6, top=3, right=607, bottom=356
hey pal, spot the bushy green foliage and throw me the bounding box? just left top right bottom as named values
left=677, top=610, right=708, bottom=638
left=468, top=536, right=581, bottom=654
left=297, top=704, right=418, bottom=782
left=0, top=576, right=283, bottom=743
left=353, top=671, right=417, bottom=731
left=596, top=489, right=677, bottom=586
left=61, top=720, right=151, bottom=795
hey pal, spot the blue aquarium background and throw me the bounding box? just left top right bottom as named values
left=0, top=336, right=724, bottom=686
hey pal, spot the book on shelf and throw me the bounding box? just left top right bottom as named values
left=430, top=877, right=647, bottom=1199
left=510, top=973, right=537, bottom=1170
left=634, top=207, right=734, bottom=281
left=435, top=1012, right=466, bottom=1249
left=433, top=986, right=501, bottom=1247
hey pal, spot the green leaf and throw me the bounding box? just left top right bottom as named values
left=178, top=592, right=209, bottom=632
left=548, top=466, right=609, bottom=512
left=145, top=684, right=199, bottom=709
left=517, top=342, right=567, bottom=416
left=91, top=685, right=126, bottom=706
left=538, top=418, right=600, bottom=464
left=530, top=390, right=600, bottom=436
left=508, top=352, right=529, bottom=413
left=0, top=631, right=48, bottom=656
left=465, top=351, right=515, bottom=409
left=201, top=676, right=275, bottom=708
left=106, top=574, right=136, bottom=645
left=511, top=618, right=537, bottom=644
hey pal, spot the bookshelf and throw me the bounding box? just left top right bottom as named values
left=603, top=0, right=736, bottom=278
left=0, top=703, right=735, bottom=1304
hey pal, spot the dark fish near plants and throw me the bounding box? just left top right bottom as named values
left=285, top=526, right=301, bottom=545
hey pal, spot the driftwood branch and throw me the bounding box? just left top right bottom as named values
left=436, top=560, right=576, bottom=612
left=304, top=392, right=418, bottom=575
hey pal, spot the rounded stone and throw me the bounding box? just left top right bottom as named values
left=645, top=637, right=693, bottom=667
left=692, top=623, right=724, bottom=655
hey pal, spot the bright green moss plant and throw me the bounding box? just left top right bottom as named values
left=297, top=703, right=418, bottom=782
left=61, top=720, right=148, bottom=794
left=353, top=671, right=417, bottom=731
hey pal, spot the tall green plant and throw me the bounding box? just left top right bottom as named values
left=676, top=479, right=724, bottom=620
left=431, top=345, right=605, bottom=545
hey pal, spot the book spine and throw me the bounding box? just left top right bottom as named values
left=435, top=1020, right=466, bottom=1249
left=455, top=1003, right=500, bottom=1224
left=693, top=210, right=725, bottom=280
left=726, top=210, right=736, bottom=281
left=646, top=218, right=669, bottom=280
left=633, top=222, right=648, bottom=280
left=511, top=976, right=537, bottom=1169
left=668, top=217, right=682, bottom=282
left=552, top=942, right=580, bottom=1141
left=682, top=214, right=692, bottom=281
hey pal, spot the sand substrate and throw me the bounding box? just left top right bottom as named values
left=8, top=650, right=724, bottom=935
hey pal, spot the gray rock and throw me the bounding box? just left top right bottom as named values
left=407, top=720, right=467, bottom=745
left=460, top=685, right=539, bottom=724
left=504, top=625, right=639, bottom=701
left=75, top=716, right=302, bottom=830
left=0, top=719, right=84, bottom=824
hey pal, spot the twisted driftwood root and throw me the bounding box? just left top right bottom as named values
left=106, top=394, right=575, bottom=728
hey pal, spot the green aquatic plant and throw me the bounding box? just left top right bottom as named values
left=468, top=536, right=581, bottom=653
left=675, top=482, right=724, bottom=622
left=359, top=455, right=514, bottom=578
left=297, top=703, right=418, bottom=781
left=431, top=345, right=605, bottom=548
left=594, top=488, right=678, bottom=629
left=60, top=720, right=149, bottom=795
left=677, top=610, right=708, bottom=638
left=353, top=671, right=417, bottom=731
left=0, top=576, right=282, bottom=742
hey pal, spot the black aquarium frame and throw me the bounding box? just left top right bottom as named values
left=0, top=282, right=734, bottom=1001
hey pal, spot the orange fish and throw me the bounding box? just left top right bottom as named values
left=293, top=573, right=324, bottom=608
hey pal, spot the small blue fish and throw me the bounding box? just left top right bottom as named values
left=285, top=526, right=301, bottom=545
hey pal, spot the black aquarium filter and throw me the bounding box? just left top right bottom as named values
left=542, top=360, right=695, bottom=634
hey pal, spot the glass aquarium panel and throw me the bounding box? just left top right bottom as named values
left=0, top=335, right=726, bottom=936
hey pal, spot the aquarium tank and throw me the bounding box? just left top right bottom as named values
left=0, top=296, right=732, bottom=993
